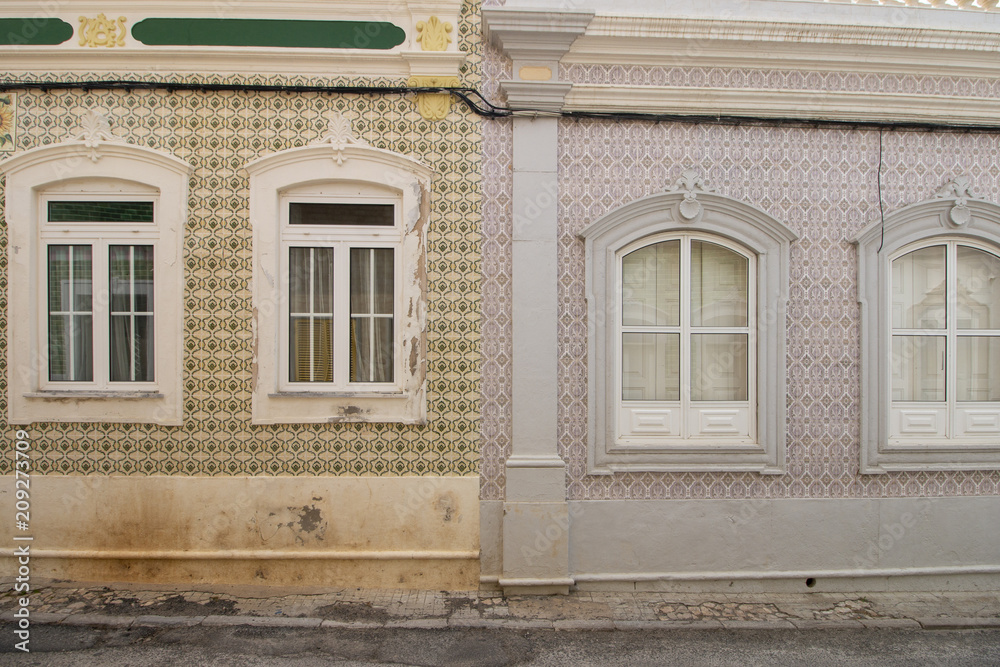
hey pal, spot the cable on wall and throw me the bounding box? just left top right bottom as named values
left=876, top=129, right=886, bottom=254
left=3, top=79, right=1000, bottom=134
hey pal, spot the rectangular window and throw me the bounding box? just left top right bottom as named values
left=289, top=202, right=394, bottom=226
left=47, top=200, right=155, bottom=223
left=43, top=199, right=158, bottom=388
left=281, top=204, right=398, bottom=390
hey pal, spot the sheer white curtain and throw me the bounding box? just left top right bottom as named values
left=350, top=248, right=394, bottom=383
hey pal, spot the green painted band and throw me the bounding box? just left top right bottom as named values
left=132, top=18, right=405, bottom=50
left=0, top=18, right=73, bottom=45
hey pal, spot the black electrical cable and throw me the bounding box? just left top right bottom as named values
left=877, top=129, right=886, bottom=254
left=4, top=79, right=1000, bottom=133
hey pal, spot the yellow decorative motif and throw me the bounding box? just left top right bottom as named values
left=78, top=14, right=127, bottom=48
left=408, top=76, right=459, bottom=121
left=415, top=16, right=452, bottom=52
left=0, top=93, right=15, bottom=153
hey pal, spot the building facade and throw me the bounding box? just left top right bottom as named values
left=2, top=0, right=1000, bottom=595
left=481, top=0, right=1000, bottom=593
left=0, top=0, right=483, bottom=588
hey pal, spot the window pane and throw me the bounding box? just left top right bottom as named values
left=350, top=248, right=371, bottom=315
left=72, top=246, right=93, bottom=311
left=691, top=241, right=748, bottom=327
left=892, top=246, right=945, bottom=329
left=957, top=246, right=1000, bottom=330
left=691, top=333, right=748, bottom=401
left=133, top=246, right=154, bottom=313
left=134, top=315, right=154, bottom=382
left=373, top=248, right=394, bottom=315
left=74, top=315, right=93, bottom=382
left=892, top=336, right=945, bottom=401
left=288, top=316, right=333, bottom=382
left=622, top=241, right=680, bottom=327
left=110, top=246, right=132, bottom=312
left=288, top=248, right=311, bottom=314
left=48, top=315, right=70, bottom=381
left=289, top=203, right=394, bottom=226
left=288, top=247, right=334, bottom=383
left=47, top=200, right=153, bottom=223
left=622, top=333, right=680, bottom=401
left=957, top=336, right=1000, bottom=401
left=48, top=245, right=69, bottom=311
left=110, top=316, right=132, bottom=382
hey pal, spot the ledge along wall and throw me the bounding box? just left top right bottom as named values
left=0, top=3, right=483, bottom=588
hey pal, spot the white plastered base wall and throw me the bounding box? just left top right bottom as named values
left=481, top=497, right=1000, bottom=592
left=0, top=476, right=479, bottom=589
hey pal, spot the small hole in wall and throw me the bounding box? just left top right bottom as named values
left=805, top=578, right=817, bottom=588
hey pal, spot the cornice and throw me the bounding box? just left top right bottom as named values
left=563, top=85, right=1000, bottom=126
left=482, top=7, right=594, bottom=62
left=500, top=80, right=573, bottom=113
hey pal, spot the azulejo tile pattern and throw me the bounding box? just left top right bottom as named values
left=478, top=42, right=512, bottom=501
left=0, top=3, right=482, bottom=478
left=556, top=122, right=1000, bottom=500
left=478, top=41, right=1000, bottom=499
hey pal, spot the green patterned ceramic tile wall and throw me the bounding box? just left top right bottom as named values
left=0, top=8, right=482, bottom=478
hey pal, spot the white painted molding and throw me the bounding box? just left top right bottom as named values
left=580, top=186, right=797, bottom=474
left=0, top=111, right=191, bottom=425
left=482, top=8, right=594, bottom=63
left=500, top=81, right=573, bottom=112
left=563, top=85, right=1000, bottom=125
left=855, top=187, right=1000, bottom=472
left=247, top=120, right=432, bottom=425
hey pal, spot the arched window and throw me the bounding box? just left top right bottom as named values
left=581, top=172, right=796, bottom=473
left=0, top=111, right=190, bottom=425
left=247, top=113, right=431, bottom=424
left=618, top=233, right=756, bottom=443
left=856, top=178, right=1000, bottom=471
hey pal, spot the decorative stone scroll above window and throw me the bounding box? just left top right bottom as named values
left=856, top=177, right=1000, bottom=472
left=580, top=171, right=797, bottom=474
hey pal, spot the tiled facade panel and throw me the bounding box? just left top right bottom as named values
left=0, top=0, right=482, bottom=477
left=479, top=47, right=1000, bottom=500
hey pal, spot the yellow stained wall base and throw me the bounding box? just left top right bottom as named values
left=0, top=476, right=480, bottom=590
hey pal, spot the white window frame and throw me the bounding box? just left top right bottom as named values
left=856, top=188, right=1000, bottom=472
left=580, top=187, right=797, bottom=474
left=277, top=193, right=403, bottom=393
left=616, top=232, right=758, bottom=447
left=247, top=132, right=432, bottom=425
left=0, top=137, right=190, bottom=425
left=40, top=194, right=159, bottom=392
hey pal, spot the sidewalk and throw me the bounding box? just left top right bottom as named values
left=2, top=580, right=999, bottom=632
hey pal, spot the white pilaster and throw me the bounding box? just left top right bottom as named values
left=484, top=7, right=594, bottom=595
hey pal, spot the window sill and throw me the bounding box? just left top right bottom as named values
left=268, top=391, right=406, bottom=398
left=24, top=391, right=164, bottom=400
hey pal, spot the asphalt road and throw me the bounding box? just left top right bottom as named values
left=0, top=624, right=999, bottom=666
